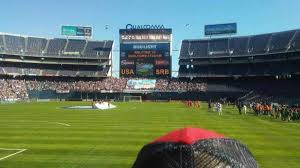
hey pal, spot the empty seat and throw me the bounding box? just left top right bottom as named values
left=63, top=39, right=86, bottom=56
left=269, top=30, right=296, bottom=52
left=46, top=39, right=67, bottom=56
left=208, top=38, right=229, bottom=57
left=229, top=37, right=249, bottom=56
left=248, top=34, right=272, bottom=54
left=26, top=37, right=47, bottom=55
left=5, top=35, right=25, bottom=54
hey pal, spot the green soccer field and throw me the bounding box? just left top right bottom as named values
left=0, top=101, right=299, bottom=168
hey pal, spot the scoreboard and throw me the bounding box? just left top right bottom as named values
left=119, top=27, right=172, bottom=78
left=61, top=26, right=92, bottom=37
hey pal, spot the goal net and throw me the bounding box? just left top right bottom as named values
left=123, top=96, right=142, bottom=102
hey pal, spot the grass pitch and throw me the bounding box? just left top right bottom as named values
left=0, top=101, right=299, bottom=168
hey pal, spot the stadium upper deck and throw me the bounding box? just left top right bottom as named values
left=179, top=29, right=300, bottom=77
left=0, top=33, right=113, bottom=77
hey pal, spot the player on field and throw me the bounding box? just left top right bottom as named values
left=243, top=104, right=247, bottom=114
left=217, top=102, right=222, bottom=115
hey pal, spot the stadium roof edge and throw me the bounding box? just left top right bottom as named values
left=182, top=28, right=300, bottom=42
left=0, top=32, right=113, bottom=42
left=0, top=32, right=48, bottom=39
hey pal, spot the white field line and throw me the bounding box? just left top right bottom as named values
left=0, top=148, right=27, bottom=161
left=15, top=120, right=71, bottom=127
left=45, top=121, right=71, bottom=127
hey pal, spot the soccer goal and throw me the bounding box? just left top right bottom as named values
left=123, top=96, right=142, bottom=102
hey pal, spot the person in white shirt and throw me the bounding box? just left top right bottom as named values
left=243, top=104, right=247, bottom=114
left=217, top=102, right=222, bottom=116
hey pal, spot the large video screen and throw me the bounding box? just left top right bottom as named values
left=119, top=49, right=171, bottom=78
left=119, top=28, right=172, bottom=78
left=136, top=62, right=154, bottom=77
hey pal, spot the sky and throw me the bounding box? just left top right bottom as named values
left=1, top=0, right=300, bottom=76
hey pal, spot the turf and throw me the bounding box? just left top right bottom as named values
left=0, top=101, right=299, bottom=168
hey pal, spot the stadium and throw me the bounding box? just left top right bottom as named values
left=0, top=1, right=300, bottom=168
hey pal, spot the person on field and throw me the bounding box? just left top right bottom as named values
left=217, top=102, right=222, bottom=116
left=213, top=103, right=217, bottom=112
left=243, top=104, right=247, bottom=114
left=188, top=100, right=193, bottom=108
left=208, top=100, right=212, bottom=112
left=194, top=101, right=200, bottom=108
left=108, top=100, right=111, bottom=108
left=237, top=102, right=242, bottom=115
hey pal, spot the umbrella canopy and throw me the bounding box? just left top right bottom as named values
left=132, top=127, right=259, bottom=168
left=152, top=127, right=225, bottom=145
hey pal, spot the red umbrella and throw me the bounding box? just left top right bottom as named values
left=152, top=127, right=225, bottom=145
left=132, top=127, right=258, bottom=168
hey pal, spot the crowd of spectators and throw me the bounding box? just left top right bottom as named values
left=71, top=78, right=128, bottom=92
left=0, top=79, right=28, bottom=100
left=26, top=78, right=129, bottom=93
left=26, top=78, right=207, bottom=93
left=155, top=79, right=207, bottom=92
left=0, top=77, right=208, bottom=100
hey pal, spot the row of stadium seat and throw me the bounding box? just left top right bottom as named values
left=0, top=34, right=113, bottom=58
left=179, top=61, right=300, bottom=77
left=180, top=29, right=300, bottom=58
left=0, top=66, right=109, bottom=77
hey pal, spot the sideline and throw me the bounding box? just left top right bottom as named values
left=16, top=120, right=71, bottom=127
left=0, top=148, right=27, bottom=161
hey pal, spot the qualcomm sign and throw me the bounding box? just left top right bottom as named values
left=126, top=24, right=165, bottom=30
